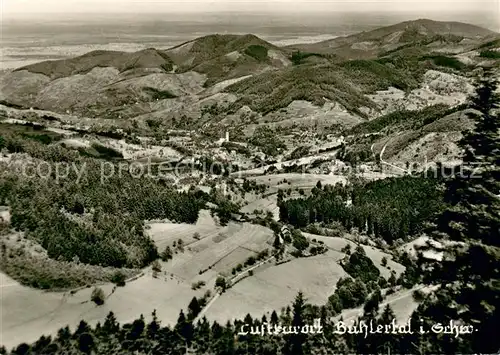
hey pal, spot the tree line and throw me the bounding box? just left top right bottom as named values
left=0, top=132, right=210, bottom=274
left=279, top=175, right=445, bottom=243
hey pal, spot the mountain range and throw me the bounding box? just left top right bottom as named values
left=0, top=18, right=499, bottom=353
left=0, top=19, right=498, bottom=152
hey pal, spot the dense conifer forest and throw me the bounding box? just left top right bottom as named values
left=279, top=174, right=445, bottom=243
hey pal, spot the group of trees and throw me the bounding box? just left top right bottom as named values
left=342, top=245, right=381, bottom=283
left=0, top=130, right=212, bottom=288
left=2, top=158, right=206, bottom=269
left=290, top=228, right=309, bottom=254
left=212, top=198, right=240, bottom=226
left=408, top=70, right=500, bottom=354
left=240, top=179, right=268, bottom=195
left=279, top=175, right=445, bottom=243
left=328, top=245, right=392, bottom=315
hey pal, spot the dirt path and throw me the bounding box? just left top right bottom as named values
left=371, top=140, right=409, bottom=175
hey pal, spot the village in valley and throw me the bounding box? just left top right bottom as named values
left=0, top=7, right=499, bottom=354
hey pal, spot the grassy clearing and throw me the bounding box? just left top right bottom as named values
left=147, top=210, right=220, bottom=252
left=249, top=174, right=348, bottom=191
left=212, top=246, right=257, bottom=276
left=167, top=223, right=273, bottom=280
left=204, top=250, right=348, bottom=324
left=303, top=233, right=405, bottom=278
left=0, top=270, right=207, bottom=350
left=240, top=195, right=279, bottom=217
left=302, top=233, right=356, bottom=252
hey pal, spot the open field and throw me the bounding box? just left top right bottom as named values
left=0, top=269, right=207, bottom=350
left=363, top=244, right=406, bottom=278
left=166, top=223, right=274, bottom=280
left=249, top=173, right=348, bottom=189
left=1, top=212, right=273, bottom=348
left=147, top=210, right=220, bottom=251
left=231, top=154, right=340, bottom=177
left=240, top=195, right=279, bottom=220
left=212, top=247, right=257, bottom=276
left=303, top=233, right=356, bottom=251
left=203, top=250, right=348, bottom=324
left=245, top=173, right=393, bottom=191
left=306, top=233, right=406, bottom=278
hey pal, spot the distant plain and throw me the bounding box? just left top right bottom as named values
left=2, top=11, right=497, bottom=70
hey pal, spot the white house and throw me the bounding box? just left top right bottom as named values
left=216, top=131, right=230, bottom=146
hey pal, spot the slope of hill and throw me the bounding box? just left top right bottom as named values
left=0, top=20, right=494, bottom=128
left=224, top=59, right=423, bottom=117
left=15, top=49, right=175, bottom=79
left=166, top=34, right=291, bottom=86
left=340, top=105, right=478, bottom=170
left=0, top=67, right=207, bottom=118
left=0, top=34, right=292, bottom=118
left=167, top=34, right=286, bottom=68
left=1, top=18, right=499, bottom=354
left=287, top=19, right=497, bottom=60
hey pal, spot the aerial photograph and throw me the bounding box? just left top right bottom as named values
left=0, top=0, right=499, bottom=354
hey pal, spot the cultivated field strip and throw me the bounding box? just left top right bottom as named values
left=249, top=173, right=348, bottom=189
left=240, top=195, right=278, bottom=214
left=167, top=223, right=274, bottom=280
left=212, top=247, right=257, bottom=275
left=147, top=210, right=220, bottom=251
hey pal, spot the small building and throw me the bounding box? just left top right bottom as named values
left=216, top=131, right=230, bottom=146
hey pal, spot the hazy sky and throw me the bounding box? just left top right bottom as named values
left=2, top=0, right=498, bottom=16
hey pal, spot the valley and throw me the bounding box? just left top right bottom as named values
left=0, top=16, right=499, bottom=355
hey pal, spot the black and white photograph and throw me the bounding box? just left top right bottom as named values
left=0, top=0, right=499, bottom=354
